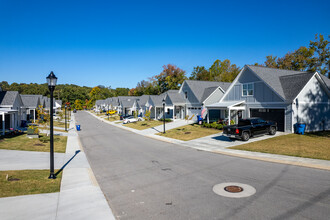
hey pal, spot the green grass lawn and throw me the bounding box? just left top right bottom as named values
left=104, top=115, right=120, bottom=121
left=123, top=120, right=167, bottom=130
left=53, top=121, right=70, bottom=128
left=0, top=134, right=67, bottom=153
left=156, top=124, right=222, bottom=141
left=229, top=131, right=330, bottom=160
left=0, top=170, right=62, bottom=198
left=38, top=126, right=68, bottom=133
left=37, top=121, right=69, bottom=129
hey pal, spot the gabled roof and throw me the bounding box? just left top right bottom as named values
left=21, top=94, right=41, bottom=108
left=55, top=100, right=62, bottom=106
left=117, top=96, right=140, bottom=102
left=0, top=91, right=20, bottom=106
left=183, top=80, right=231, bottom=103
left=137, top=95, right=150, bottom=106
left=121, top=99, right=136, bottom=108
left=105, top=98, right=113, bottom=105
left=95, top=100, right=104, bottom=106
left=148, top=94, right=166, bottom=107
left=279, top=72, right=314, bottom=101
left=247, top=65, right=310, bottom=101
left=41, top=96, right=55, bottom=108
left=200, top=86, right=219, bottom=103
left=245, top=65, right=330, bottom=102
left=319, top=74, right=330, bottom=89
left=165, top=91, right=185, bottom=105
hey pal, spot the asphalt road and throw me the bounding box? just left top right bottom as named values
left=76, top=111, right=330, bottom=220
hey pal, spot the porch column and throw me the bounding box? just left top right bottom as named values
left=1, top=113, right=4, bottom=135
left=228, top=108, right=231, bottom=125
left=154, top=107, right=157, bottom=119
left=207, top=109, right=209, bottom=124
left=173, top=105, right=175, bottom=119
left=34, top=109, right=36, bottom=123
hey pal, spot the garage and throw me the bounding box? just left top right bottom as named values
left=187, top=107, right=201, bottom=118
left=250, top=108, right=285, bottom=131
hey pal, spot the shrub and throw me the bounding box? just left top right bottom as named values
left=27, top=125, right=39, bottom=135
left=216, top=124, right=223, bottom=130
left=39, top=136, right=50, bottom=143
left=211, top=122, right=217, bottom=128
left=158, top=118, right=172, bottom=122
left=145, top=110, right=151, bottom=121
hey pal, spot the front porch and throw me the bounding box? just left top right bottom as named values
left=0, top=109, right=19, bottom=135
left=206, top=101, right=246, bottom=124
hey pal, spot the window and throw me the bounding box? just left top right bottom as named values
left=167, top=108, right=170, bottom=114
left=185, top=91, right=188, bottom=99
left=242, top=83, right=254, bottom=96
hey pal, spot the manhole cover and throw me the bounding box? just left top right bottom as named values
left=224, top=185, right=243, bottom=193
left=213, top=182, right=256, bottom=198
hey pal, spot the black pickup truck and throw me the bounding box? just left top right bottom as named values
left=223, top=118, right=277, bottom=141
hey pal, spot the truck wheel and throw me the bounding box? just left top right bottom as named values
left=242, top=132, right=250, bottom=141
left=269, top=126, right=276, bottom=135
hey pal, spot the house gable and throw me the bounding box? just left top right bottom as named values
left=223, top=67, right=284, bottom=103
left=296, top=74, right=330, bottom=103
left=179, top=81, right=200, bottom=104
left=203, top=87, right=225, bottom=106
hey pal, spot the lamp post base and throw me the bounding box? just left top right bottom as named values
left=48, top=173, right=56, bottom=179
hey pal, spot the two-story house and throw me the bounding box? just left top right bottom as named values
left=207, top=65, right=330, bottom=132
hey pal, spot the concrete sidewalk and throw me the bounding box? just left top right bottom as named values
left=0, top=113, right=115, bottom=220
left=89, top=111, right=330, bottom=171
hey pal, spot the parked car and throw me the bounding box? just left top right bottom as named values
left=123, top=116, right=143, bottom=124
left=53, top=115, right=61, bottom=120
left=73, top=109, right=77, bottom=113
left=120, top=114, right=132, bottom=120
left=106, top=110, right=117, bottom=115
left=223, top=118, right=277, bottom=141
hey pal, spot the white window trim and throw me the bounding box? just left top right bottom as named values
left=242, top=83, right=254, bottom=97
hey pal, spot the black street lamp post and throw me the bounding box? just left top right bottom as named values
left=47, top=71, right=57, bottom=179
left=65, top=104, right=67, bottom=131
left=162, top=98, right=166, bottom=134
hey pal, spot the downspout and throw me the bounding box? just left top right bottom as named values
left=2, top=113, right=5, bottom=135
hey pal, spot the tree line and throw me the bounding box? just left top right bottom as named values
left=0, top=81, right=129, bottom=108
left=1, top=34, right=329, bottom=108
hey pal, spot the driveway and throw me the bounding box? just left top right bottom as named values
left=76, top=111, right=330, bottom=220
left=185, top=131, right=286, bottom=150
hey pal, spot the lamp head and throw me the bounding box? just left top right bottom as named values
left=46, top=71, right=57, bottom=89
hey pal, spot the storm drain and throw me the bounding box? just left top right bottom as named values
left=213, top=182, right=256, bottom=198
left=224, top=185, right=243, bottom=193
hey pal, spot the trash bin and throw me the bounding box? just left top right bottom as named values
left=76, top=125, right=81, bottom=131
left=197, top=115, right=203, bottom=124
left=295, top=123, right=306, bottom=135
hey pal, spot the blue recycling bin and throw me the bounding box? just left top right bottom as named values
left=76, top=125, right=81, bottom=131
left=295, top=123, right=306, bottom=135
left=197, top=115, right=203, bottom=124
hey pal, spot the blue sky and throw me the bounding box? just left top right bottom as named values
left=0, top=0, right=329, bottom=89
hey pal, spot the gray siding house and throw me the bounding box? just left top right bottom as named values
left=0, top=90, right=25, bottom=134
left=20, top=94, right=42, bottom=122
left=207, top=65, right=330, bottom=132
left=178, top=80, right=231, bottom=120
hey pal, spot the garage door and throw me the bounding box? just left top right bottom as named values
left=250, top=109, right=285, bottom=131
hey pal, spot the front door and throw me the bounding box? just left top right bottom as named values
left=175, top=107, right=181, bottom=119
